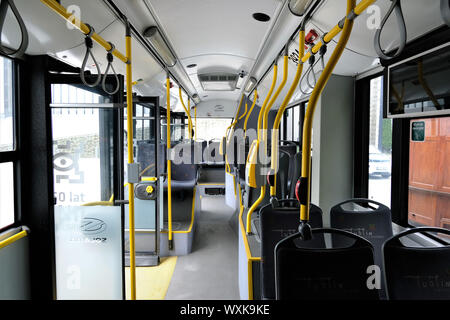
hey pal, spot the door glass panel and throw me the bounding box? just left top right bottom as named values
left=408, top=117, right=450, bottom=235
left=368, top=76, right=392, bottom=207
left=51, top=84, right=122, bottom=299
left=54, top=206, right=122, bottom=299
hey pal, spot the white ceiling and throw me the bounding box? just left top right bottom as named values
left=145, top=0, right=285, bottom=103
left=4, top=0, right=447, bottom=118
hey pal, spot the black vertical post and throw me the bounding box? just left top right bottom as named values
left=22, top=55, right=56, bottom=300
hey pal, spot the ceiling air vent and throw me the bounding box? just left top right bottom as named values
left=198, top=73, right=238, bottom=91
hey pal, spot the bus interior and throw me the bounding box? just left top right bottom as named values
left=0, top=0, right=449, bottom=302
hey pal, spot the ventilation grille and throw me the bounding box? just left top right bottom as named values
left=198, top=73, right=238, bottom=91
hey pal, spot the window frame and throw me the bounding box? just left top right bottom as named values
left=0, top=56, right=22, bottom=233
left=280, top=101, right=306, bottom=146
left=355, top=70, right=450, bottom=245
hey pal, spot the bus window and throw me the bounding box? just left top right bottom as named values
left=286, top=108, right=293, bottom=141
left=0, top=56, right=14, bottom=151
left=368, top=76, right=392, bottom=207
left=0, top=56, right=15, bottom=229
left=408, top=117, right=450, bottom=233
left=0, top=162, right=14, bottom=229
left=195, top=118, right=231, bottom=141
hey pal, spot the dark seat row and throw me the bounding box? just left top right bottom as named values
left=258, top=198, right=450, bottom=300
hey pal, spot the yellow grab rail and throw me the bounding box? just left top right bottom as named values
left=40, top=0, right=128, bottom=63
left=0, top=230, right=28, bottom=250
left=263, top=54, right=288, bottom=148
left=243, top=90, right=258, bottom=133
left=166, top=76, right=174, bottom=250
left=264, top=52, right=289, bottom=197
left=125, top=26, right=136, bottom=300
left=41, top=0, right=137, bottom=300
left=300, top=0, right=357, bottom=223
left=258, top=64, right=278, bottom=141
left=178, top=87, right=193, bottom=139
left=224, top=94, right=245, bottom=172
left=298, top=0, right=375, bottom=66
left=244, top=62, right=280, bottom=233
left=194, top=106, right=197, bottom=140
left=270, top=31, right=306, bottom=196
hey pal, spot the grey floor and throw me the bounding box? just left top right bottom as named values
left=165, top=196, right=240, bottom=300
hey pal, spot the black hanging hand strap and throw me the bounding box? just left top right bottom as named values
left=102, top=42, right=120, bottom=95
left=0, top=0, right=29, bottom=58
left=80, top=23, right=101, bottom=88
left=374, top=0, right=407, bottom=60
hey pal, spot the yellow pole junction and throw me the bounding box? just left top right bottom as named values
left=40, top=0, right=128, bottom=63
left=270, top=31, right=305, bottom=197
left=166, top=76, right=174, bottom=250
left=298, top=0, right=376, bottom=66
left=300, top=0, right=357, bottom=223
left=243, top=90, right=258, bottom=133
left=178, top=87, right=193, bottom=139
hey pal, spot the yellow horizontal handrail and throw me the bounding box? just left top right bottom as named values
left=299, top=0, right=375, bottom=65
left=0, top=230, right=28, bottom=250
left=40, top=0, right=129, bottom=64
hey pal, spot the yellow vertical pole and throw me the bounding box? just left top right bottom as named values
left=125, top=23, right=136, bottom=300
left=178, top=87, right=193, bottom=139
left=243, top=90, right=258, bottom=133
left=194, top=105, right=197, bottom=141
left=166, top=75, right=173, bottom=250
left=300, top=0, right=356, bottom=222
left=188, top=99, right=192, bottom=138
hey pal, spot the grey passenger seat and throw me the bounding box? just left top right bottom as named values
left=330, top=198, right=393, bottom=299
left=260, top=200, right=324, bottom=300
left=163, top=142, right=198, bottom=191
left=383, top=227, right=450, bottom=300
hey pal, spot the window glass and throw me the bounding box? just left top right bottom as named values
left=195, top=118, right=232, bottom=141
left=51, top=85, right=113, bottom=205
left=0, top=57, right=14, bottom=152
left=368, top=76, right=392, bottom=207
left=0, top=162, right=15, bottom=229
left=286, top=109, right=293, bottom=141
left=408, top=117, right=450, bottom=235
left=293, top=106, right=300, bottom=142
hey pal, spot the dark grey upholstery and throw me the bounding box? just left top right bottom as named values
left=383, top=227, right=450, bottom=300
left=137, top=141, right=165, bottom=177
left=275, top=228, right=379, bottom=300
left=260, top=201, right=324, bottom=300
left=163, top=142, right=198, bottom=191
left=330, top=198, right=393, bottom=299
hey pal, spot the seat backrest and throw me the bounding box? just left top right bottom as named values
left=330, top=199, right=392, bottom=298
left=383, top=227, right=450, bottom=300
left=137, top=141, right=165, bottom=177
left=260, top=201, right=324, bottom=299
left=330, top=199, right=393, bottom=258
left=275, top=228, right=379, bottom=300
left=171, top=142, right=197, bottom=181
